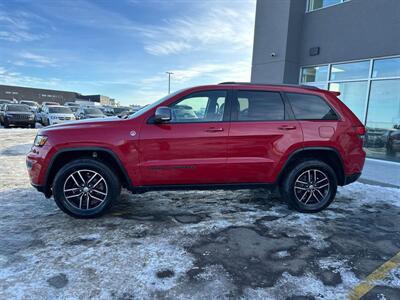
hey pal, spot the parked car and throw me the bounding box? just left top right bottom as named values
left=27, top=82, right=366, bottom=218
left=75, top=107, right=106, bottom=119
left=65, top=102, right=80, bottom=107
left=1, top=104, right=35, bottom=128
left=41, top=105, right=76, bottom=126
left=35, top=102, right=60, bottom=123
left=113, top=106, right=132, bottom=116
left=20, top=100, right=39, bottom=112
left=0, top=99, right=13, bottom=106
left=386, top=130, right=400, bottom=156
left=365, top=127, right=387, bottom=148
left=99, top=106, right=115, bottom=116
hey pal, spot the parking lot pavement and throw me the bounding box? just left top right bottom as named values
left=0, top=129, right=399, bottom=299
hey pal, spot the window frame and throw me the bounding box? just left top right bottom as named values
left=284, top=92, right=341, bottom=121
left=306, top=0, right=349, bottom=13
left=229, top=89, right=289, bottom=123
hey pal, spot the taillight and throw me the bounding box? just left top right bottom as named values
left=354, top=126, right=366, bottom=138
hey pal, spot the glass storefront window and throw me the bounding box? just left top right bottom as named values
left=372, top=57, right=400, bottom=78
left=308, top=0, right=342, bottom=12
left=330, top=61, right=370, bottom=81
left=329, top=81, right=367, bottom=122
left=365, top=79, right=400, bottom=162
left=301, top=66, right=328, bottom=83
left=300, top=56, right=400, bottom=162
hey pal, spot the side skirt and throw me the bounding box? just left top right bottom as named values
left=129, top=183, right=277, bottom=194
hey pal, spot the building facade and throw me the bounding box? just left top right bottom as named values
left=0, top=85, right=78, bottom=104
left=0, top=84, right=115, bottom=106
left=251, top=0, right=400, bottom=162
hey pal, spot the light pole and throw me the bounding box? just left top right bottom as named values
left=166, top=71, right=173, bottom=94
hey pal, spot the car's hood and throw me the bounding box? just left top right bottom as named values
left=6, top=111, right=34, bottom=115
left=40, top=116, right=122, bottom=131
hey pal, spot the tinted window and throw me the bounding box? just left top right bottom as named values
left=287, top=93, right=339, bottom=120
left=170, top=90, right=227, bottom=123
left=233, top=91, right=284, bottom=121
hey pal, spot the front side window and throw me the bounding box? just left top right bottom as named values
left=287, top=93, right=339, bottom=120
left=170, top=90, right=227, bottom=123
left=233, top=91, right=285, bottom=121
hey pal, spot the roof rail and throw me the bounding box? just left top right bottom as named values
left=218, top=82, right=321, bottom=90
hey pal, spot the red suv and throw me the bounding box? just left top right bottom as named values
left=26, top=83, right=366, bottom=218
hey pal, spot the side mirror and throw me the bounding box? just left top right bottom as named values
left=154, top=106, right=172, bottom=123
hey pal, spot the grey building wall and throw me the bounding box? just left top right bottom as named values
left=251, top=0, right=400, bottom=84
left=0, top=85, right=78, bottom=104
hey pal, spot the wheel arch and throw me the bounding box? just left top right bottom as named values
left=44, top=147, right=132, bottom=196
left=277, top=147, right=345, bottom=186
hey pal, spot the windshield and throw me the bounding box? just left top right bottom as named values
left=128, top=89, right=184, bottom=119
left=0, top=100, right=12, bottom=104
left=7, top=105, right=31, bottom=112
left=113, top=107, right=130, bottom=114
left=49, top=107, right=73, bottom=114
left=84, top=108, right=103, bottom=115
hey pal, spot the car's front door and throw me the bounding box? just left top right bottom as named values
left=138, top=90, right=230, bottom=186
left=226, top=89, right=303, bottom=183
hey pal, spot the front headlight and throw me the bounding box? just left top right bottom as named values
left=28, top=115, right=34, bottom=120
left=33, top=135, right=48, bottom=147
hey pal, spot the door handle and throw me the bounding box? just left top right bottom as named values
left=205, top=127, right=224, bottom=132
left=278, top=125, right=297, bottom=130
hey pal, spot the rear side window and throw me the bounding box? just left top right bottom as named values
left=286, top=93, right=339, bottom=120
left=234, top=91, right=285, bottom=121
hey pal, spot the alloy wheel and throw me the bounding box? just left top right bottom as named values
left=293, top=169, right=330, bottom=205
left=63, top=169, right=108, bottom=210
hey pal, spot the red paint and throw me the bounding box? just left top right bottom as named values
left=26, top=84, right=365, bottom=191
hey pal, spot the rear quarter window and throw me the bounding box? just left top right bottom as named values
left=286, top=93, right=339, bottom=120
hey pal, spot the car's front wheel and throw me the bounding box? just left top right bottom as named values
left=280, top=160, right=337, bottom=213
left=53, top=159, right=121, bottom=218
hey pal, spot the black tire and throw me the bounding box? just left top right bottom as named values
left=3, top=119, right=10, bottom=128
left=53, top=159, right=121, bottom=218
left=280, top=160, right=337, bottom=213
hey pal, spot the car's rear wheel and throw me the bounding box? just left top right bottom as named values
left=280, top=160, right=337, bottom=213
left=53, top=159, right=121, bottom=218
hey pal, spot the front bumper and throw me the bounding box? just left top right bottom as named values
left=343, top=172, right=361, bottom=185
left=31, top=183, right=52, bottom=197
left=6, top=118, right=35, bottom=125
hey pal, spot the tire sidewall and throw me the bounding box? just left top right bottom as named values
left=282, top=160, right=337, bottom=213
left=53, top=159, right=120, bottom=218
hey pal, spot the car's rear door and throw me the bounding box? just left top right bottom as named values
left=138, top=89, right=231, bottom=185
left=226, top=89, right=303, bottom=183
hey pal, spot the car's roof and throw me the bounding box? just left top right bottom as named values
left=179, top=82, right=326, bottom=95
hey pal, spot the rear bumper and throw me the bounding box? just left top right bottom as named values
left=343, top=172, right=361, bottom=185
